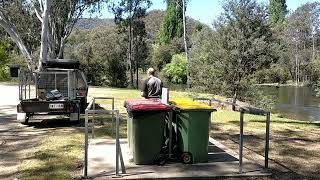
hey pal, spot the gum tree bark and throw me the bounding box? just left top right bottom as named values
left=38, top=0, right=51, bottom=70
left=0, top=10, right=35, bottom=71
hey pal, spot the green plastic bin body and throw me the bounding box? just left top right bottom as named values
left=127, top=115, right=132, bottom=152
left=174, top=109, right=213, bottom=163
left=128, top=111, right=166, bottom=165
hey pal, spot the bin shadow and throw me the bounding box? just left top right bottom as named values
left=207, top=144, right=238, bottom=163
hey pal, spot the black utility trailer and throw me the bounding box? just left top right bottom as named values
left=16, top=60, right=88, bottom=124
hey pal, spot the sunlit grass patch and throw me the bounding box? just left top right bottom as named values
left=19, top=130, right=83, bottom=180
left=89, top=114, right=127, bottom=139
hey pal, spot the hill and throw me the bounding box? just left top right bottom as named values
left=74, top=10, right=207, bottom=43
left=74, top=18, right=114, bottom=31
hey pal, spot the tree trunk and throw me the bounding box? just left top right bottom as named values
left=232, top=87, right=237, bottom=111
left=312, top=33, right=315, bottom=61
left=39, top=0, right=51, bottom=70
left=129, top=0, right=133, bottom=87
left=182, top=0, right=190, bottom=89
left=0, top=12, right=34, bottom=71
left=57, top=35, right=67, bottom=59
left=136, top=59, right=139, bottom=89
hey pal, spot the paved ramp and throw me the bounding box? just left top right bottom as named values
left=87, top=138, right=271, bottom=179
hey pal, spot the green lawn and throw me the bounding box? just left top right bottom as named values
left=18, top=86, right=320, bottom=179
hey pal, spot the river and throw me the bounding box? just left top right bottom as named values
left=260, top=86, right=320, bottom=122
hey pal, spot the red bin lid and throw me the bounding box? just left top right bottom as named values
left=124, top=99, right=171, bottom=112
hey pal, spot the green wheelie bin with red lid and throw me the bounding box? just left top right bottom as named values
left=124, top=99, right=171, bottom=165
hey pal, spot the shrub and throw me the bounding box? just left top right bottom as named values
left=163, top=53, right=187, bottom=84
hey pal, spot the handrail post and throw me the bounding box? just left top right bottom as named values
left=239, top=110, right=244, bottom=174
left=83, top=110, right=89, bottom=178
left=112, top=98, right=115, bottom=137
left=265, top=112, right=271, bottom=169
left=115, top=110, right=120, bottom=176
left=92, top=98, right=95, bottom=139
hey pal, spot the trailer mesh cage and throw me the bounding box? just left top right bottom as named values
left=37, top=73, right=69, bottom=97
left=19, top=70, right=78, bottom=101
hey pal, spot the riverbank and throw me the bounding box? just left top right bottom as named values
left=6, top=86, right=319, bottom=179
left=257, top=82, right=309, bottom=87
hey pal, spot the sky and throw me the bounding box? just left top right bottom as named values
left=91, top=0, right=320, bottom=25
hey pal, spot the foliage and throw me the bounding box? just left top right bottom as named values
left=150, top=37, right=183, bottom=70
left=284, top=2, right=320, bottom=83
left=190, top=0, right=274, bottom=107
left=0, top=41, right=9, bottom=80
left=313, top=80, right=320, bottom=97
left=156, top=0, right=184, bottom=44
left=0, top=0, right=41, bottom=52
left=163, top=53, right=187, bottom=84
left=254, top=63, right=290, bottom=84
left=111, top=0, right=151, bottom=87
left=66, top=26, right=128, bottom=87
left=241, top=78, right=275, bottom=110
left=269, top=0, right=288, bottom=24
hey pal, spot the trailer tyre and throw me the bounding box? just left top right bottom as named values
left=17, top=113, right=29, bottom=125
left=70, top=103, right=80, bottom=123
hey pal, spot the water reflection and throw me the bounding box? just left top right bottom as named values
left=261, top=86, right=320, bottom=122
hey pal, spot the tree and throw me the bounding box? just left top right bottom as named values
left=0, top=0, right=105, bottom=71
left=190, top=0, right=274, bottom=110
left=269, top=0, right=288, bottom=24
left=111, top=0, right=151, bottom=88
left=157, top=0, right=184, bottom=44
left=0, top=0, right=36, bottom=71
left=66, top=26, right=128, bottom=87
left=285, top=2, right=320, bottom=84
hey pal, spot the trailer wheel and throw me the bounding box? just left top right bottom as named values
left=17, top=113, right=29, bottom=125
left=70, top=103, right=80, bottom=123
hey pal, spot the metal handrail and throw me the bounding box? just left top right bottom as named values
left=82, top=97, right=125, bottom=179
left=193, top=97, right=271, bottom=173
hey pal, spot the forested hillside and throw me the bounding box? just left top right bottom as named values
left=74, top=18, right=114, bottom=30
left=74, top=10, right=203, bottom=43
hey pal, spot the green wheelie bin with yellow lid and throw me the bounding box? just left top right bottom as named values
left=170, top=99, right=216, bottom=164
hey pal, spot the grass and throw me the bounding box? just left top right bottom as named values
left=17, top=86, right=320, bottom=179
left=18, top=128, right=84, bottom=180
left=212, top=110, right=320, bottom=179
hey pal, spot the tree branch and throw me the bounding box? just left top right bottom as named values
left=0, top=10, right=35, bottom=71
left=34, top=6, right=43, bottom=23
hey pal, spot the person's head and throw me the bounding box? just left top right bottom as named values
left=147, top=68, right=155, bottom=76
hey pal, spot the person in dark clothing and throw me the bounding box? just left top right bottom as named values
left=141, top=68, right=163, bottom=98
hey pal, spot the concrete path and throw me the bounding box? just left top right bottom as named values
left=0, top=84, right=48, bottom=179
left=86, top=137, right=271, bottom=179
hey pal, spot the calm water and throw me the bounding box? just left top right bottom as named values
left=261, top=86, right=320, bottom=122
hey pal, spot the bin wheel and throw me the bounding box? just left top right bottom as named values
left=181, top=152, right=192, bottom=164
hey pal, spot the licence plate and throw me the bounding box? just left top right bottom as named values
left=49, top=104, right=64, bottom=109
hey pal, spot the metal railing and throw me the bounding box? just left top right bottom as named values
left=193, top=98, right=271, bottom=173
left=82, top=97, right=126, bottom=179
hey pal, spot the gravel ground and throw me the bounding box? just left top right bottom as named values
left=0, top=84, right=58, bottom=179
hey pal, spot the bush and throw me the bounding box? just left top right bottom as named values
left=163, top=53, right=187, bottom=84
left=0, top=42, right=10, bottom=81
left=66, top=26, right=128, bottom=87
left=151, top=37, right=184, bottom=71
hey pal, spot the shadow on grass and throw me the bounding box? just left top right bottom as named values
left=211, top=125, right=320, bottom=179
left=227, top=118, right=320, bottom=128
left=19, top=132, right=83, bottom=179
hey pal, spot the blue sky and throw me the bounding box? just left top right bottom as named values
left=92, top=0, right=319, bottom=25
